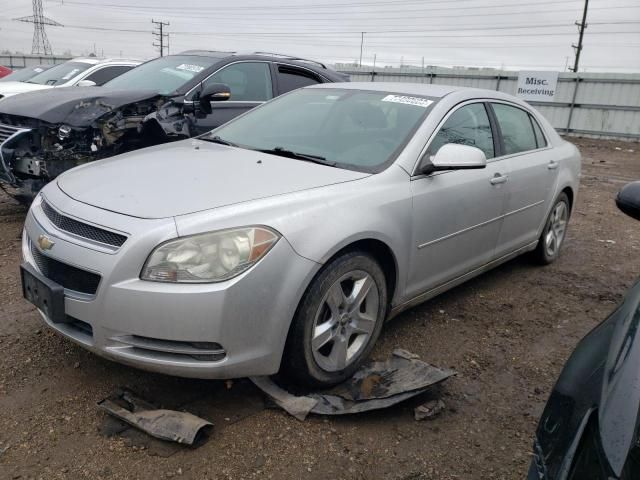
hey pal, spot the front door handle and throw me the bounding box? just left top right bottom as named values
left=548, top=160, right=559, bottom=170
left=490, top=174, right=508, bottom=185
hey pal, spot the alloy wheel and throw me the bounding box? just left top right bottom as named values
left=544, top=201, right=568, bottom=257
left=311, top=270, right=380, bottom=372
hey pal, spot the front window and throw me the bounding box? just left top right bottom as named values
left=104, top=55, right=221, bottom=95
left=426, top=103, right=495, bottom=159
left=26, top=62, right=92, bottom=86
left=200, top=62, right=273, bottom=102
left=204, top=88, right=435, bottom=172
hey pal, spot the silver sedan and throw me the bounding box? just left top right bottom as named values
left=20, top=83, right=581, bottom=387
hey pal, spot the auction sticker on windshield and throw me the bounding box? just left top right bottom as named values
left=176, top=64, right=205, bottom=73
left=62, top=69, right=80, bottom=80
left=382, top=95, right=433, bottom=108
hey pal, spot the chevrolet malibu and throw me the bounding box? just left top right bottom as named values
left=20, top=83, right=581, bottom=387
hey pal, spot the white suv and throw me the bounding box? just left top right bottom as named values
left=0, top=57, right=141, bottom=100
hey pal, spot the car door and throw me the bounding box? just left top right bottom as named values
left=406, top=102, right=509, bottom=298
left=490, top=102, right=560, bottom=257
left=190, top=61, right=275, bottom=135
left=274, top=63, right=323, bottom=94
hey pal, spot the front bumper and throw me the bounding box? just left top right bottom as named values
left=22, top=185, right=320, bottom=379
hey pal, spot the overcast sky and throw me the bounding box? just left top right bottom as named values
left=1, top=0, right=639, bottom=71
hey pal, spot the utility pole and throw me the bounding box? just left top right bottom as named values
left=371, top=53, right=376, bottom=82
left=152, top=19, right=170, bottom=57
left=569, top=0, right=589, bottom=72
left=14, top=0, right=62, bottom=55
left=359, top=32, right=364, bottom=67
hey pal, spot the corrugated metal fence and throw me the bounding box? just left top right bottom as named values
left=1, top=54, right=72, bottom=69
left=337, top=66, right=640, bottom=141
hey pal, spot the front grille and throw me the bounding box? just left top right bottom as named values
left=30, top=243, right=101, bottom=295
left=41, top=199, right=127, bottom=247
left=0, top=123, right=20, bottom=144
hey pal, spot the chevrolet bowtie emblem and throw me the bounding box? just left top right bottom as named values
left=37, top=234, right=55, bottom=251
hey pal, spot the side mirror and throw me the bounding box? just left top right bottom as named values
left=198, top=83, right=231, bottom=114
left=418, top=143, right=487, bottom=175
left=76, top=80, right=97, bottom=87
left=616, top=181, right=640, bottom=221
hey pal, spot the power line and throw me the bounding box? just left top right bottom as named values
left=168, top=22, right=640, bottom=36
left=46, top=0, right=585, bottom=13
left=36, top=2, right=640, bottom=25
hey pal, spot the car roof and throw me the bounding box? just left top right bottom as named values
left=310, top=81, right=523, bottom=102
left=68, top=57, right=142, bottom=65
left=176, top=50, right=330, bottom=71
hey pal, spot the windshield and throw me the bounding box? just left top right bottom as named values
left=0, top=66, right=51, bottom=83
left=103, top=55, right=219, bottom=94
left=27, top=61, right=92, bottom=86
left=204, top=88, right=435, bottom=172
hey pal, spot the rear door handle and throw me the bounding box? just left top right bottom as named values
left=490, top=174, right=508, bottom=185
left=548, top=160, right=559, bottom=170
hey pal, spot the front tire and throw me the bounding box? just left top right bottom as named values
left=283, top=251, right=387, bottom=388
left=533, top=192, right=570, bottom=264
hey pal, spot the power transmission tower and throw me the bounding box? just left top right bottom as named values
left=14, top=0, right=62, bottom=55
left=152, top=19, right=170, bottom=57
left=569, top=0, right=589, bottom=72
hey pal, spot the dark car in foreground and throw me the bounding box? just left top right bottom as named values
left=529, top=181, right=640, bottom=479
left=0, top=51, right=347, bottom=201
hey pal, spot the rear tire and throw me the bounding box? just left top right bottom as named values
left=283, top=251, right=387, bottom=388
left=533, top=192, right=570, bottom=265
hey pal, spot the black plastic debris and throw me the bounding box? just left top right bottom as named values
left=98, top=389, right=213, bottom=446
left=251, top=349, right=455, bottom=421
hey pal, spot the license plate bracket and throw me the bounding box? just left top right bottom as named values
left=20, top=262, right=66, bottom=323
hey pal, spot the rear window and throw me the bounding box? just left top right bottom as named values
left=492, top=103, right=537, bottom=155
left=276, top=65, right=322, bottom=93
left=530, top=115, right=548, bottom=148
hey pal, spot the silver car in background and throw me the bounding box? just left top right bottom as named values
left=20, top=83, right=581, bottom=386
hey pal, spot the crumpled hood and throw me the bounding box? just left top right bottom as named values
left=0, top=86, right=163, bottom=126
left=57, top=139, right=369, bottom=219
left=0, top=81, right=50, bottom=98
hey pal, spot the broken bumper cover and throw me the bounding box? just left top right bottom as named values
left=22, top=187, right=319, bottom=379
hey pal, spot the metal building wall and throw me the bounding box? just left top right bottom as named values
left=337, top=66, right=640, bottom=141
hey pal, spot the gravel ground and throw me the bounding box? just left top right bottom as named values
left=0, top=138, right=639, bottom=480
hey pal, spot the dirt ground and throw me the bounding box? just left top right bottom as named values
left=0, top=137, right=639, bottom=480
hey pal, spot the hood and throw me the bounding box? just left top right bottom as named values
left=57, top=139, right=369, bottom=218
left=0, top=86, right=163, bottom=126
left=532, top=277, right=640, bottom=479
left=0, top=81, right=50, bottom=98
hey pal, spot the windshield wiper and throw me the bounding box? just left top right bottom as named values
left=257, top=147, right=337, bottom=167
left=202, top=135, right=239, bottom=147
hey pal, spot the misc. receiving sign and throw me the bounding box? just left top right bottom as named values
left=516, top=71, right=559, bottom=102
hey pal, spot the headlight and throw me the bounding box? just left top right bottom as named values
left=141, top=226, right=280, bottom=283
left=58, top=125, right=72, bottom=140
